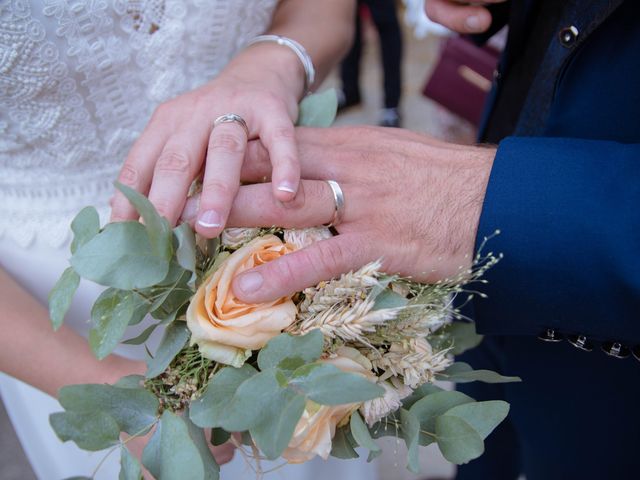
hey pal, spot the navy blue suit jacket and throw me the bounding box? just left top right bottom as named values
left=458, top=2, right=640, bottom=479
left=476, top=0, right=640, bottom=345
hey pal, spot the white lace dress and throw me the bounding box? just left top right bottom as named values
left=0, top=1, right=377, bottom=478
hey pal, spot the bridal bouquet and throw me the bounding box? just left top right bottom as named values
left=48, top=91, right=519, bottom=480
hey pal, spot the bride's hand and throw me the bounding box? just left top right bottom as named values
left=110, top=43, right=305, bottom=238
left=214, top=126, right=496, bottom=303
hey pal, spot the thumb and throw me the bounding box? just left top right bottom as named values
left=232, top=234, right=371, bottom=304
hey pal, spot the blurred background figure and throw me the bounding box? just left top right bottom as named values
left=338, top=0, right=404, bottom=127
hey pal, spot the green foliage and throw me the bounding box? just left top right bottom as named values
left=296, top=89, right=338, bottom=127
left=371, top=288, right=409, bottom=311
left=48, top=267, right=80, bottom=331
left=330, top=426, right=360, bottom=459
left=439, top=362, right=522, bottom=383
left=444, top=401, right=509, bottom=440
left=71, top=221, right=170, bottom=290
left=145, top=321, right=191, bottom=379
left=122, top=322, right=161, bottom=345
left=89, top=288, right=146, bottom=359
left=435, top=414, right=484, bottom=464
left=350, top=412, right=381, bottom=456
left=444, top=322, right=483, bottom=355
left=289, top=363, right=384, bottom=405
left=257, top=330, right=323, bottom=371
left=190, top=364, right=258, bottom=428
left=184, top=412, right=220, bottom=480
left=158, top=411, right=206, bottom=480
left=174, top=223, right=197, bottom=276
left=114, top=182, right=173, bottom=262
left=400, top=409, right=421, bottom=474
left=70, top=206, right=100, bottom=254
left=210, top=428, right=231, bottom=446
left=119, top=446, right=142, bottom=480
left=50, top=411, right=120, bottom=451
left=58, top=384, right=159, bottom=435
left=409, top=390, right=474, bottom=445
left=402, top=383, right=444, bottom=410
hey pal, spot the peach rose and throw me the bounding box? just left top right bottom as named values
left=186, top=235, right=297, bottom=367
left=282, top=347, right=375, bottom=463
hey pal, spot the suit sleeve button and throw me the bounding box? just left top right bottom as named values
left=559, top=25, right=579, bottom=47
left=602, top=341, right=630, bottom=359
left=568, top=334, right=593, bottom=352
left=538, top=328, right=564, bottom=342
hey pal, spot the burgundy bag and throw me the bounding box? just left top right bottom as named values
left=422, top=36, right=500, bottom=126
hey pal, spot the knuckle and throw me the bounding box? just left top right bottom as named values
left=209, top=132, right=245, bottom=154
left=118, top=164, right=139, bottom=185
left=268, top=125, right=295, bottom=143
left=309, top=241, right=347, bottom=277
left=156, top=150, right=192, bottom=174
left=202, top=179, right=234, bottom=199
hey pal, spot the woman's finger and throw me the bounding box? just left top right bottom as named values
left=195, top=121, right=248, bottom=237
left=147, top=126, right=209, bottom=226
left=232, top=234, right=374, bottom=304
left=425, top=0, right=493, bottom=33
left=110, top=124, right=171, bottom=222
left=258, top=109, right=300, bottom=202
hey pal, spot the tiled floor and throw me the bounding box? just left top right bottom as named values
left=0, top=12, right=476, bottom=480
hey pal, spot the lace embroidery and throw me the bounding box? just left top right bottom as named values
left=0, top=0, right=278, bottom=248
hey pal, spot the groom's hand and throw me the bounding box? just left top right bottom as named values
left=425, top=0, right=507, bottom=34
left=224, top=127, right=496, bottom=304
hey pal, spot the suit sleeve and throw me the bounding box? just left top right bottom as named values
left=473, top=136, right=640, bottom=343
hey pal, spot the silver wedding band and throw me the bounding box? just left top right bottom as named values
left=213, top=113, right=250, bottom=139
left=324, top=180, right=345, bottom=228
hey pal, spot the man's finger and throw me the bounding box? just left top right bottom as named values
left=232, top=234, right=373, bottom=303
left=425, top=0, right=492, bottom=33
left=226, top=180, right=338, bottom=228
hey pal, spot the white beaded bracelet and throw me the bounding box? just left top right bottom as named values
left=247, top=34, right=316, bottom=93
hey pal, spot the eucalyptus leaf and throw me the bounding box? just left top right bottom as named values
left=174, top=223, right=197, bottom=274
left=257, top=330, right=323, bottom=372
left=330, top=426, right=360, bottom=459
left=89, top=288, right=138, bottom=359
left=444, top=401, right=509, bottom=440
left=149, top=269, right=193, bottom=321
left=289, top=363, right=384, bottom=405
left=141, top=421, right=162, bottom=479
left=50, top=411, right=120, bottom=451
left=435, top=415, right=484, bottom=465
left=71, top=221, right=170, bottom=289
left=159, top=411, right=205, bottom=480
left=409, top=390, right=475, bottom=446
left=402, top=383, right=444, bottom=410
left=400, top=409, right=421, bottom=474
left=145, top=321, right=190, bottom=379
left=372, top=288, right=408, bottom=311
left=119, top=446, right=142, bottom=480
left=122, top=322, right=160, bottom=345
left=114, top=182, right=173, bottom=261
left=438, top=362, right=521, bottom=384
left=190, top=364, right=258, bottom=428
left=59, top=384, right=159, bottom=435
left=296, top=88, right=338, bottom=127
left=349, top=412, right=381, bottom=454
left=184, top=411, right=220, bottom=480
left=250, top=387, right=306, bottom=460
left=48, top=267, right=80, bottom=331
left=446, top=322, right=483, bottom=355
left=114, top=375, right=145, bottom=389
left=70, top=206, right=100, bottom=254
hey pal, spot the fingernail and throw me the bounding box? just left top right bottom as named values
left=198, top=210, right=222, bottom=228
left=465, top=15, right=482, bottom=31
left=277, top=181, right=296, bottom=194
left=236, top=271, right=263, bottom=294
